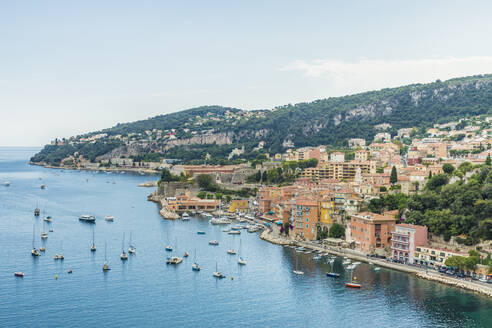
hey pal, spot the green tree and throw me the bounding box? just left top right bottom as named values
left=196, top=174, right=214, bottom=190
left=329, top=223, right=345, bottom=239
left=197, top=191, right=207, bottom=199
left=442, top=163, right=455, bottom=175
left=390, top=166, right=398, bottom=185
left=486, top=154, right=491, bottom=166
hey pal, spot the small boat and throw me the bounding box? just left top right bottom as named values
left=228, top=230, right=240, bottom=235
left=342, top=259, right=351, bottom=265
left=230, top=225, right=243, bottom=230
left=165, top=245, right=173, bottom=251
left=192, top=249, right=200, bottom=271
left=326, top=272, right=340, bottom=278
left=44, top=216, right=52, bottom=223
left=34, top=207, right=40, bottom=216
left=227, top=249, right=237, bottom=255
left=213, top=262, right=225, bottom=278
left=104, top=215, right=114, bottom=222
left=41, top=221, right=48, bottom=239
left=345, top=270, right=361, bottom=288
left=183, top=252, right=189, bottom=257
left=14, top=272, right=24, bottom=277
left=40, top=184, right=46, bottom=189
left=120, top=233, right=128, bottom=260
left=90, top=228, right=96, bottom=252
left=166, top=256, right=183, bottom=264
left=49, top=227, right=53, bottom=232
left=68, top=269, right=73, bottom=274
left=31, top=224, right=40, bottom=257
left=312, top=255, right=322, bottom=261
left=79, top=215, right=96, bottom=223
left=39, top=246, right=46, bottom=252
left=209, top=240, right=219, bottom=246
left=54, top=254, right=64, bottom=260
left=222, top=229, right=230, bottom=233
left=293, top=253, right=304, bottom=275
left=3, top=181, right=10, bottom=186
left=197, top=231, right=206, bottom=235
left=103, top=242, right=110, bottom=271
left=374, top=267, right=380, bottom=272
left=128, top=232, right=136, bottom=254
left=238, top=240, right=246, bottom=265
left=181, top=212, right=190, bottom=220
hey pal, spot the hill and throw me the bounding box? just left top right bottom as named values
left=31, top=74, right=492, bottom=165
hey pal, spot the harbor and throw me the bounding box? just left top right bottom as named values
left=1, top=148, right=491, bottom=327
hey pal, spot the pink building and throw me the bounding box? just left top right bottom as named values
left=391, top=224, right=428, bottom=264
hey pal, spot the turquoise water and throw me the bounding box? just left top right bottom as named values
left=0, top=147, right=491, bottom=328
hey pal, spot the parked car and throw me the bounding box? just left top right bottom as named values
left=445, top=270, right=455, bottom=275
left=456, top=273, right=464, bottom=278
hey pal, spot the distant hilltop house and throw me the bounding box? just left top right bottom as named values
left=373, top=132, right=391, bottom=143
left=348, top=138, right=366, bottom=149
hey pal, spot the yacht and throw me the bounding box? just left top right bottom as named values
left=79, top=215, right=96, bottom=223
left=103, top=242, right=110, bottom=271
left=293, top=253, right=304, bottom=275
left=31, top=225, right=40, bottom=257
left=41, top=221, right=48, bottom=240
left=213, top=262, right=225, bottom=278
left=208, top=240, right=219, bottom=246
left=128, top=232, right=136, bottom=254
left=192, top=249, right=201, bottom=271
left=90, top=228, right=96, bottom=252
left=166, top=256, right=183, bottom=264
left=227, top=249, right=237, bottom=255
left=104, top=215, right=114, bottom=222
left=181, top=212, right=190, bottom=220
left=120, top=233, right=128, bottom=260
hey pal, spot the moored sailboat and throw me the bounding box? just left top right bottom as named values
left=31, top=224, right=40, bottom=257
left=103, top=242, right=110, bottom=271
left=90, top=227, right=96, bottom=252
left=213, top=262, right=225, bottom=278
left=128, top=232, right=136, bottom=254
left=120, top=233, right=128, bottom=260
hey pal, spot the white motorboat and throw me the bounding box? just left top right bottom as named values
left=227, top=249, right=237, bottom=255
left=165, top=245, right=173, bottom=251
left=181, top=212, right=190, bottom=220
left=3, top=181, right=10, bottom=186
left=228, top=230, right=241, bottom=235
left=208, top=240, right=219, bottom=246
left=166, top=256, right=182, bottom=264
left=104, top=215, right=114, bottom=222
left=238, top=257, right=247, bottom=265
left=79, top=214, right=96, bottom=223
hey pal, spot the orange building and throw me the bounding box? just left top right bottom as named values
left=350, top=212, right=396, bottom=254
left=292, top=200, right=319, bottom=240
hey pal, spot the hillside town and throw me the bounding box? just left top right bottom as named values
left=139, top=115, right=492, bottom=283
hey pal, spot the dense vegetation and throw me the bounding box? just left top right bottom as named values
left=32, top=74, right=492, bottom=164
left=368, top=162, right=492, bottom=245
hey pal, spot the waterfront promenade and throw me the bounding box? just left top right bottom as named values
left=260, top=225, right=492, bottom=297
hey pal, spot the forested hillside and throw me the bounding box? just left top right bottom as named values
left=32, top=74, right=492, bottom=165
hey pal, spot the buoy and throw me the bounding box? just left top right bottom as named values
left=68, top=269, right=73, bottom=274
left=231, top=276, right=234, bottom=280
left=55, top=275, right=58, bottom=280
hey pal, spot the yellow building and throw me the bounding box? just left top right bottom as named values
left=229, top=199, right=249, bottom=213
left=319, top=200, right=335, bottom=224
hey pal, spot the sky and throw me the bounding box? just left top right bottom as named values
left=2, top=0, right=492, bottom=146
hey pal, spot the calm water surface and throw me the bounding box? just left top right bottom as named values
left=0, top=147, right=491, bottom=327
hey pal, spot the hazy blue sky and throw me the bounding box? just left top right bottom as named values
left=2, top=1, right=492, bottom=146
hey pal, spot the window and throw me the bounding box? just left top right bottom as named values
left=306, top=224, right=309, bottom=228
left=306, top=218, right=309, bottom=222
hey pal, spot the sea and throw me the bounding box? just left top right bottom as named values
left=0, top=147, right=491, bottom=328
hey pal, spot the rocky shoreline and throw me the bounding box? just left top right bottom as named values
left=147, top=193, right=179, bottom=220
left=30, top=161, right=160, bottom=175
